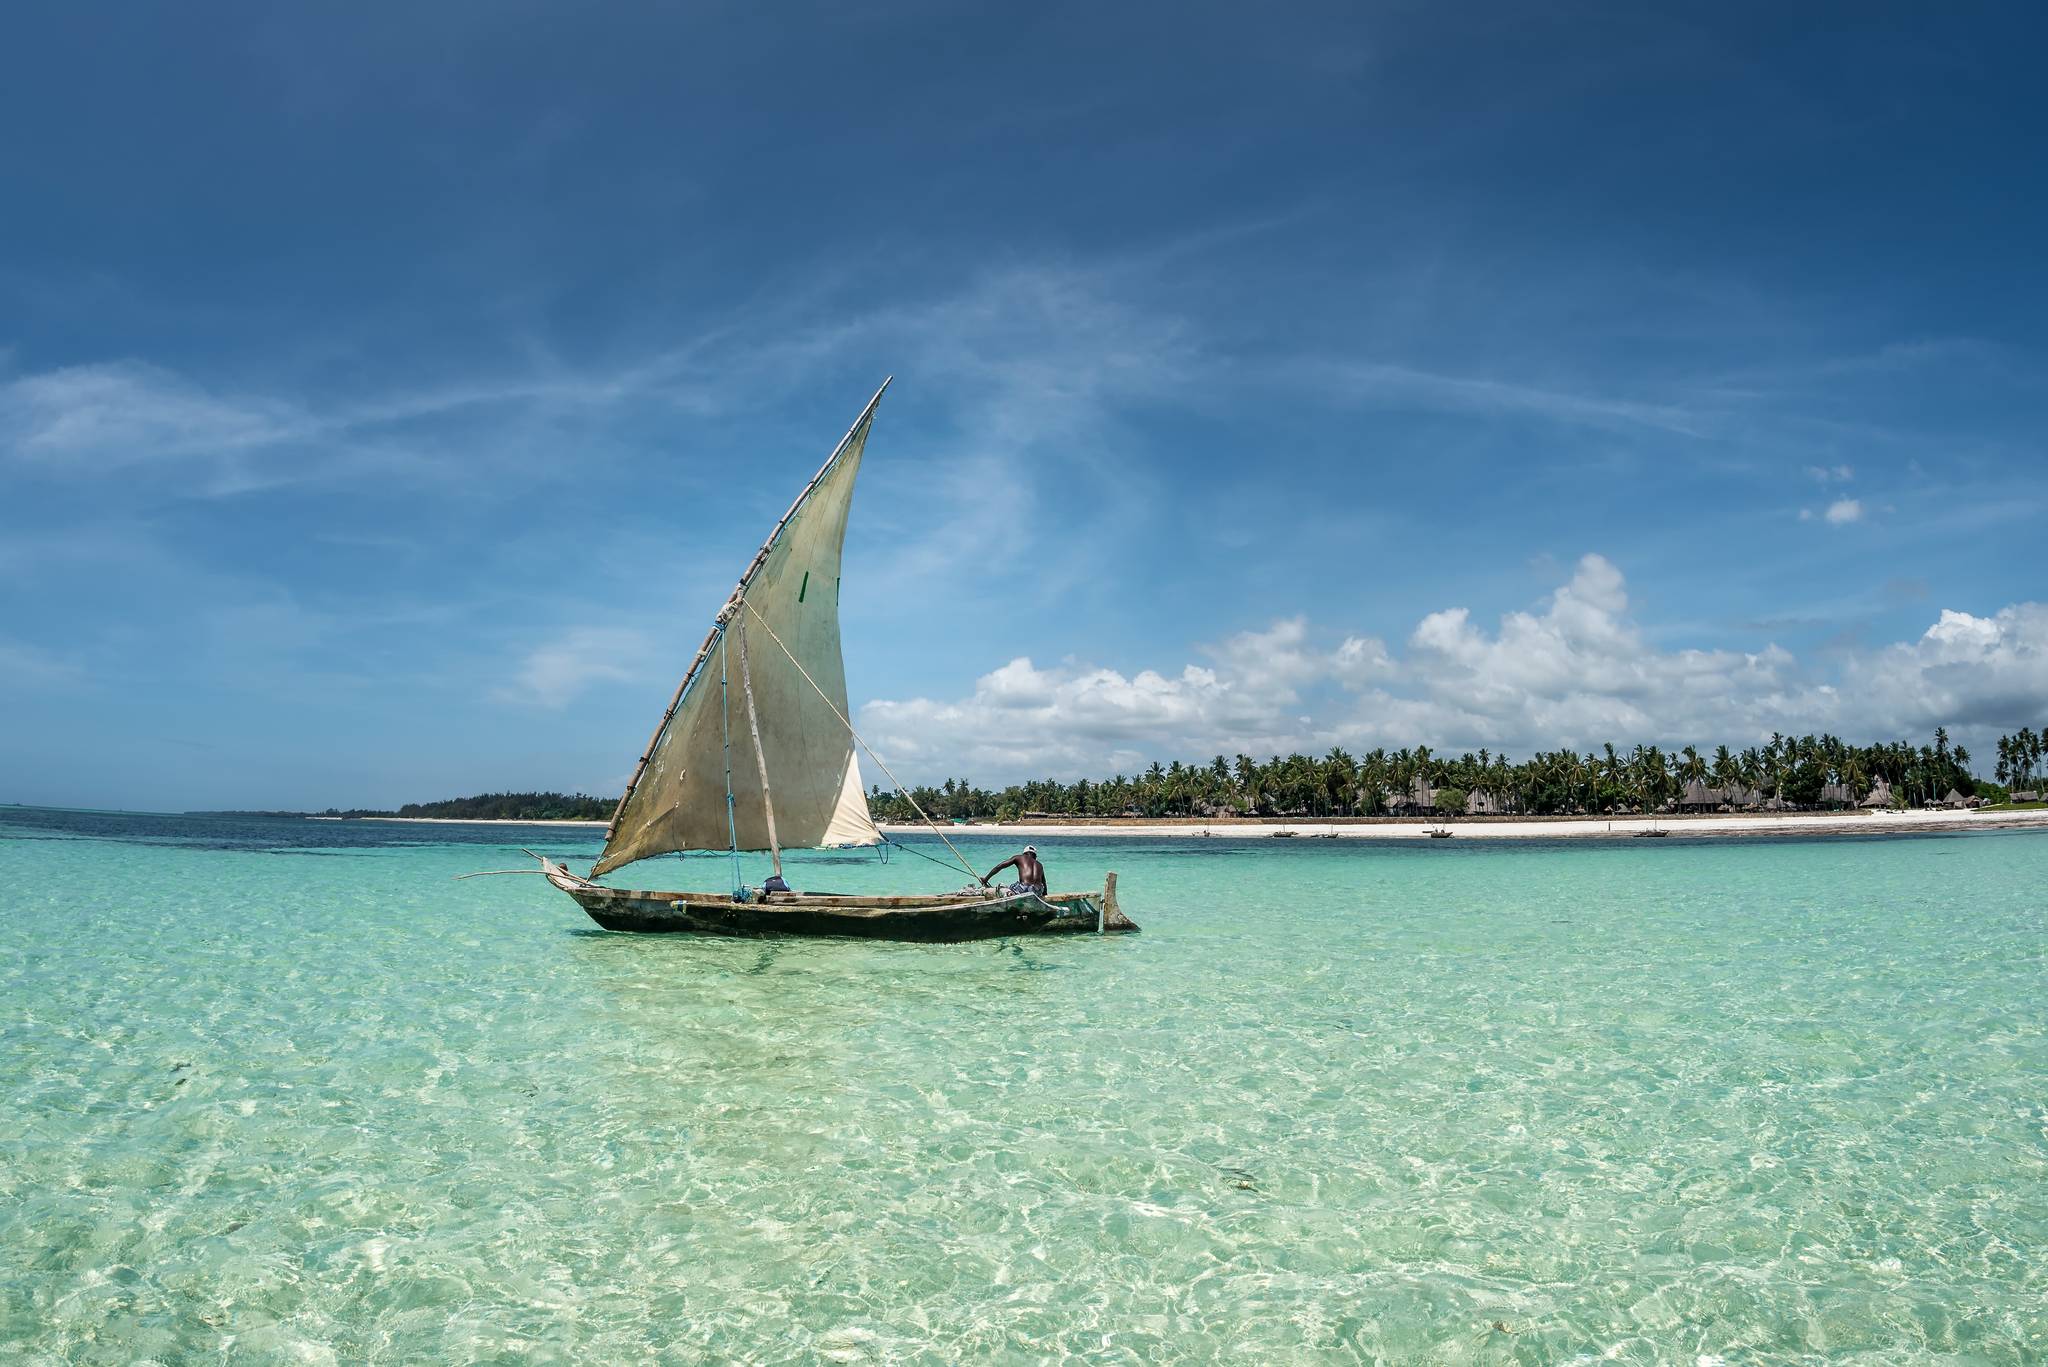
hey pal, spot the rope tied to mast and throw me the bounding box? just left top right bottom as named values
left=738, top=597, right=982, bottom=883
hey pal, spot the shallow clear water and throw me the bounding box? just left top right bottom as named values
left=2, top=808, right=2044, bottom=1363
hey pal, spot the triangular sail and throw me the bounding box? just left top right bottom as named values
left=592, top=392, right=885, bottom=877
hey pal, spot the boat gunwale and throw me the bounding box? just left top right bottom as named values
left=558, top=878, right=1098, bottom=915
left=541, top=860, right=1135, bottom=934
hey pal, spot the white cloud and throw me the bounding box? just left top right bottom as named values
left=859, top=618, right=1378, bottom=777
left=857, top=554, right=2048, bottom=781
left=1843, top=605, right=2048, bottom=734
left=1347, top=553, right=1812, bottom=752
left=493, top=627, right=657, bottom=708
left=1800, top=497, right=1866, bottom=525
left=1805, top=463, right=1855, bottom=483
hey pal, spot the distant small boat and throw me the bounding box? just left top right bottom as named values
left=1427, top=827, right=1454, bottom=839
left=1633, top=783, right=1668, bottom=837
left=1269, top=830, right=1298, bottom=838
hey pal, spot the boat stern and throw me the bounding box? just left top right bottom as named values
left=1099, top=871, right=1138, bottom=932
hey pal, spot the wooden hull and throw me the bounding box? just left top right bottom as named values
left=545, top=866, right=1137, bottom=942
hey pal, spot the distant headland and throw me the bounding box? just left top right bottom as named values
left=306, top=792, right=616, bottom=822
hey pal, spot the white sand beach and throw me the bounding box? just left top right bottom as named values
left=885, top=807, right=2048, bottom=841
left=321, top=809, right=2048, bottom=840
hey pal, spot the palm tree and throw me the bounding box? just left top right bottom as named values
left=1322, top=748, right=1356, bottom=815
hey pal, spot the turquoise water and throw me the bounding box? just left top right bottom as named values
left=3, top=809, right=2044, bottom=1363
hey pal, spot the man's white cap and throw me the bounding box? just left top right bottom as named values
left=1023, top=845, right=1036, bottom=854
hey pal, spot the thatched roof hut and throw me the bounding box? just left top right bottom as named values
left=1859, top=778, right=1893, bottom=809
left=1465, top=790, right=1502, bottom=816
left=1389, top=776, right=1436, bottom=814
left=1678, top=778, right=1723, bottom=810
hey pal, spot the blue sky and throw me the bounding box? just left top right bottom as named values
left=4, top=2, right=2045, bottom=809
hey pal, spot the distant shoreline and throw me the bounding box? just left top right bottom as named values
left=309, top=815, right=609, bottom=828
left=313, top=809, right=2048, bottom=840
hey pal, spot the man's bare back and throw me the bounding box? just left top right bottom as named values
left=982, top=846, right=1046, bottom=895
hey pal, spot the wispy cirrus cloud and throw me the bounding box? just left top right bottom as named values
left=1305, top=358, right=1706, bottom=436
left=0, top=360, right=460, bottom=496
left=1, top=362, right=307, bottom=487
left=0, top=635, right=84, bottom=692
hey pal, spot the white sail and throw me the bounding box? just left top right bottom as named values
left=592, top=396, right=883, bottom=877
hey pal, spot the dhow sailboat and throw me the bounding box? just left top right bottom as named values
left=534, top=380, right=1136, bottom=941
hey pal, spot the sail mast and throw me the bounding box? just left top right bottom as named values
left=734, top=610, right=784, bottom=879
left=601, top=378, right=893, bottom=850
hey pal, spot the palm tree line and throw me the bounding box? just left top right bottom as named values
left=866, top=728, right=1995, bottom=823
left=1994, top=728, right=2044, bottom=795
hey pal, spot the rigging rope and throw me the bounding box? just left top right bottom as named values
left=885, top=835, right=980, bottom=879
left=738, top=598, right=982, bottom=883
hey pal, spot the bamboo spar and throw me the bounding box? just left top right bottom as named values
left=600, top=378, right=893, bottom=850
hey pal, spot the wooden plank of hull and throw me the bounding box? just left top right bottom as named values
left=546, top=867, right=1137, bottom=941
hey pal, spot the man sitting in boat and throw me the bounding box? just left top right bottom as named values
left=981, top=846, right=1047, bottom=896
